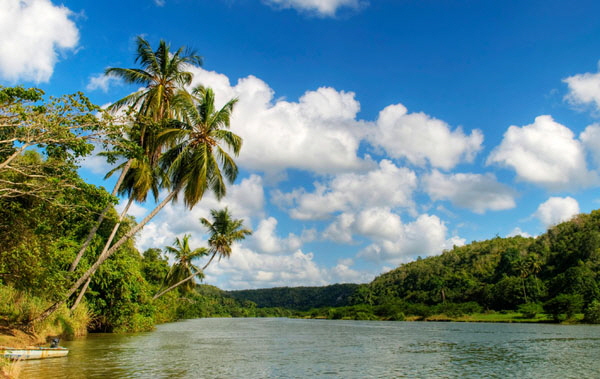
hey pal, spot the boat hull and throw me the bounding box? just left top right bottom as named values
left=0, top=347, right=69, bottom=360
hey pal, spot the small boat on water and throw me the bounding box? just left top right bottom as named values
left=1, top=339, right=68, bottom=360
left=1, top=346, right=69, bottom=360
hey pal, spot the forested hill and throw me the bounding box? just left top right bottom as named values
left=226, top=284, right=360, bottom=310
left=230, top=210, right=600, bottom=319
left=360, top=210, right=600, bottom=313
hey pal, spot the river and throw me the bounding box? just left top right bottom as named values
left=19, top=318, right=600, bottom=378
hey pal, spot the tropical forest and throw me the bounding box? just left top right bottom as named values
left=2, top=36, right=600, bottom=377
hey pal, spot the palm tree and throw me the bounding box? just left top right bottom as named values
left=35, top=87, right=242, bottom=323
left=70, top=37, right=201, bottom=273
left=158, top=86, right=240, bottom=207
left=200, top=208, right=252, bottom=268
left=161, top=235, right=208, bottom=294
left=105, top=36, right=202, bottom=123
left=153, top=207, right=251, bottom=300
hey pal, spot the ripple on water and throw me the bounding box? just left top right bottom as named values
left=17, top=319, right=600, bottom=378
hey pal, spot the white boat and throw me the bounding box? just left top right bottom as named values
left=0, top=346, right=69, bottom=360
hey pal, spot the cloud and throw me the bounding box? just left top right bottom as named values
left=564, top=64, right=600, bottom=112
left=86, top=73, right=121, bottom=92
left=263, top=0, right=367, bottom=17
left=423, top=170, right=516, bottom=214
left=204, top=247, right=329, bottom=289
left=506, top=227, right=532, bottom=238
left=186, top=67, right=372, bottom=176
left=0, top=0, right=79, bottom=82
left=205, top=245, right=374, bottom=290
left=136, top=175, right=265, bottom=251
left=271, top=160, right=417, bottom=220
left=487, top=115, right=598, bottom=190
left=251, top=217, right=315, bottom=254
left=322, top=207, right=465, bottom=265
left=535, top=196, right=580, bottom=229
left=356, top=213, right=465, bottom=265
left=368, top=104, right=484, bottom=170
left=580, top=123, right=600, bottom=167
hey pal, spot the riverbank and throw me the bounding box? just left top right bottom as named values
left=0, top=327, right=45, bottom=379
left=304, top=310, right=586, bottom=323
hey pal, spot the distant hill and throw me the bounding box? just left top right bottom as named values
left=362, top=210, right=600, bottom=312
left=226, top=283, right=360, bottom=311
left=230, top=210, right=600, bottom=317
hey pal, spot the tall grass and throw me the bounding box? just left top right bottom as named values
left=0, top=357, right=21, bottom=379
left=0, top=285, right=90, bottom=340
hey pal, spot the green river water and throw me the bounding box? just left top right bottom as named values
left=18, top=318, right=600, bottom=378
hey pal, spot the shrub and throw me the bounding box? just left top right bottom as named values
left=544, top=294, right=584, bottom=322
left=584, top=300, right=600, bottom=324
left=518, top=302, right=543, bottom=319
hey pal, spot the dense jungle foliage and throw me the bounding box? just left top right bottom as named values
left=226, top=284, right=359, bottom=311
left=228, top=212, right=600, bottom=323
left=0, top=149, right=264, bottom=333
left=2, top=79, right=600, bottom=340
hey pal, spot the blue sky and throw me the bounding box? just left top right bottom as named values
left=4, top=0, right=600, bottom=289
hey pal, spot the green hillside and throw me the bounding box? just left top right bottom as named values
left=226, top=283, right=359, bottom=311
left=229, top=211, right=600, bottom=323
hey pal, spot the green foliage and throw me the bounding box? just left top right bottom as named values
left=142, top=248, right=170, bottom=286
left=0, top=284, right=89, bottom=337
left=85, top=233, right=156, bottom=332
left=544, top=294, right=584, bottom=322
left=227, top=284, right=360, bottom=311
left=518, top=302, right=544, bottom=318
left=584, top=300, right=600, bottom=324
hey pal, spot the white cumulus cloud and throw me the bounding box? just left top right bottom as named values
left=186, top=67, right=372, bottom=176
left=368, top=104, right=484, bottom=170
left=535, top=196, right=580, bottom=229
left=580, top=123, right=600, bottom=168
left=86, top=73, right=121, bottom=92
left=252, top=217, right=315, bottom=254
left=0, top=0, right=79, bottom=82
left=263, top=0, right=367, bottom=17
left=423, top=170, right=516, bottom=214
left=356, top=213, right=465, bottom=265
left=272, top=159, right=417, bottom=220
left=564, top=64, right=600, bottom=112
left=136, top=175, right=265, bottom=252
left=487, top=115, right=598, bottom=190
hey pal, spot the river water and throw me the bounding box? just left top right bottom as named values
left=19, top=318, right=600, bottom=378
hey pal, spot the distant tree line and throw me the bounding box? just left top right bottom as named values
left=226, top=284, right=360, bottom=311
left=228, top=211, right=600, bottom=323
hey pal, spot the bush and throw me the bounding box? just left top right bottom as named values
left=544, top=294, right=584, bottom=322
left=518, top=302, right=543, bottom=319
left=584, top=300, right=600, bottom=324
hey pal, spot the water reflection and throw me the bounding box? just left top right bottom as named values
left=19, top=319, right=600, bottom=378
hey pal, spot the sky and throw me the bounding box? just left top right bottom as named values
left=4, top=0, right=600, bottom=290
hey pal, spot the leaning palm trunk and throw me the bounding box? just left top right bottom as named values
left=70, top=196, right=135, bottom=310
left=69, top=159, right=133, bottom=272
left=32, top=188, right=180, bottom=325
left=152, top=251, right=217, bottom=300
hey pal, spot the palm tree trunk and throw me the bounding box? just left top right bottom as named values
left=69, top=196, right=134, bottom=310
left=70, top=276, right=91, bottom=311
left=69, top=159, right=132, bottom=272
left=152, top=251, right=217, bottom=300
left=32, top=189, right=179, bottom=325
